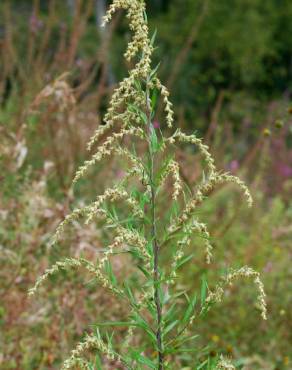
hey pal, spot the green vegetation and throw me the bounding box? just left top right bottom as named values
left=0, top=0, right=291, bottom=369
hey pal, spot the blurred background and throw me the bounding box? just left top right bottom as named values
left=0, top=0, right=291, bottom=369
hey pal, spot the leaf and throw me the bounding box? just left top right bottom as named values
left=131, top=312, right=157, bottom=345
left=137, top=192, right=150, bottom=210
left=132, top=351, right=156, bottom=369
left=176, top=348, right=197, bottom=353
left=155, top=154, right=174, bottom=184
left=163, top=320, right=179, bottom=338
left=134, top=79, right=142, bottom=92
left=150, top=125, right=159, bottom=153
left=169, top=290, right=187, bottom=302
left=94, top=321, right=135, bottom=327
left=150, top=29, right=157, bottom=47
left=128, top=248, right=142, bottom=260
left=140, top=111, right=148, bottom=125
left=137, top=265, right=152, bottom=278
left=145, top=328, right=157, bottom=345
left=174, top=334, right=199, bottom=348
left=164, top=303, right=177, bottom=323
left=127, top=102, right=148, bottom=125
left=200, top=275, right=208, bottom=307
left=182, top=294, right=197, bottom=325
left=143, top=10, right=148, bottom=23
left=94, top=354, right=102, bottom=370
left=151, top=88, right=158, bottom=111
left=197, top=359, right=208, bottom=370
left=175, top=253, right=195, bottom=270
left=123, top=281, right=136, bottom=305
left=104, top=260, right=117, bottom=286
left=150, top=62, right=161, bottom=79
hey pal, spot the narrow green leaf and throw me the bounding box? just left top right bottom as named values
left=150, top=125, right=159, bottom=153
left=150, top=29, right=157, bottom=47
left=104, top=260, right=117, bottom=286
left=123, top=281, right=136, bottom=305
left=182, top=294, right=197, bottom=325
left=200, top=275, right=208, bottom=307
left=131, top=312, right=157, bottom=345
left=151, top=88, right=158, bottom=111
left=171, top=334, right=199, bottom=349
left=175, top=253, right=195, bottom=270
left=150, top=62, right=161, bottom=79
left=137, top=265, right=152, bottom=278
left=143, top=10, right=148, bottom=23
left=132, top=351, right=156, bottom=369
left=95, top=354, right=102, bottom=370
left=163, top=319, right=179, bottom=338
left=94, top=321, right=135, bottom=327
left=164, top=303, right=177, bottom=323
left=140, top=111, right=148, bottom=125
left=134, top=79, right=142, bottom=92
left=197, top=359, right=208, bottom=370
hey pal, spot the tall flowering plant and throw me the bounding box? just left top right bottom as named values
left=30, top=1, right=267, bottom=369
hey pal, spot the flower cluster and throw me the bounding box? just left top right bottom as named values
left=152, top=78, right=174, bottom=128
left=206, top=266, right=267, bottom=320
left=74, top=127, right=144, bottom=183
left=28, top=257, right=121, bottom=297
left=29, top=0, right=267, bottom=368
left=216, top=355, right=236, bottom=370
left=31, top=73, right=75, bottom=112
left=170, top=218, right=213, bottom=281
left=168, top=170, right=253, bottom=235
left=50, top=185, right=143, bottom=247
left=62, top=332, right=121, bottom=370
left=159, top=159, right=182, bottom=200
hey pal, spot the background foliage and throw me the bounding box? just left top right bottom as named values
left=0, top=0, right=291, bottom=369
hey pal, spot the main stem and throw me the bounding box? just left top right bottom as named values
left=146, top=79, right=164, bottom=369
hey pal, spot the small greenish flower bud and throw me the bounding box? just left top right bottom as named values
left=263, top=128, right=271, bottom=137
left=275, top=119, right=284, bottom=129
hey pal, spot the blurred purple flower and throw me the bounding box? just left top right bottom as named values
left=116, top=170, right=125, bottom=179
left=263, top=261, right=273, bottom=273
left=153, top=121, right=160, bottom=129
left=278, top=164, right=292, bottom=178
left=228, top=160, right=239, bottom=173
left=29, top=13, right=43, bottom=33
left=75, top=58, right=84, bottom=68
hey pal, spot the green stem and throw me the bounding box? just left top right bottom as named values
left=146, top=78, right=164, bottom=369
